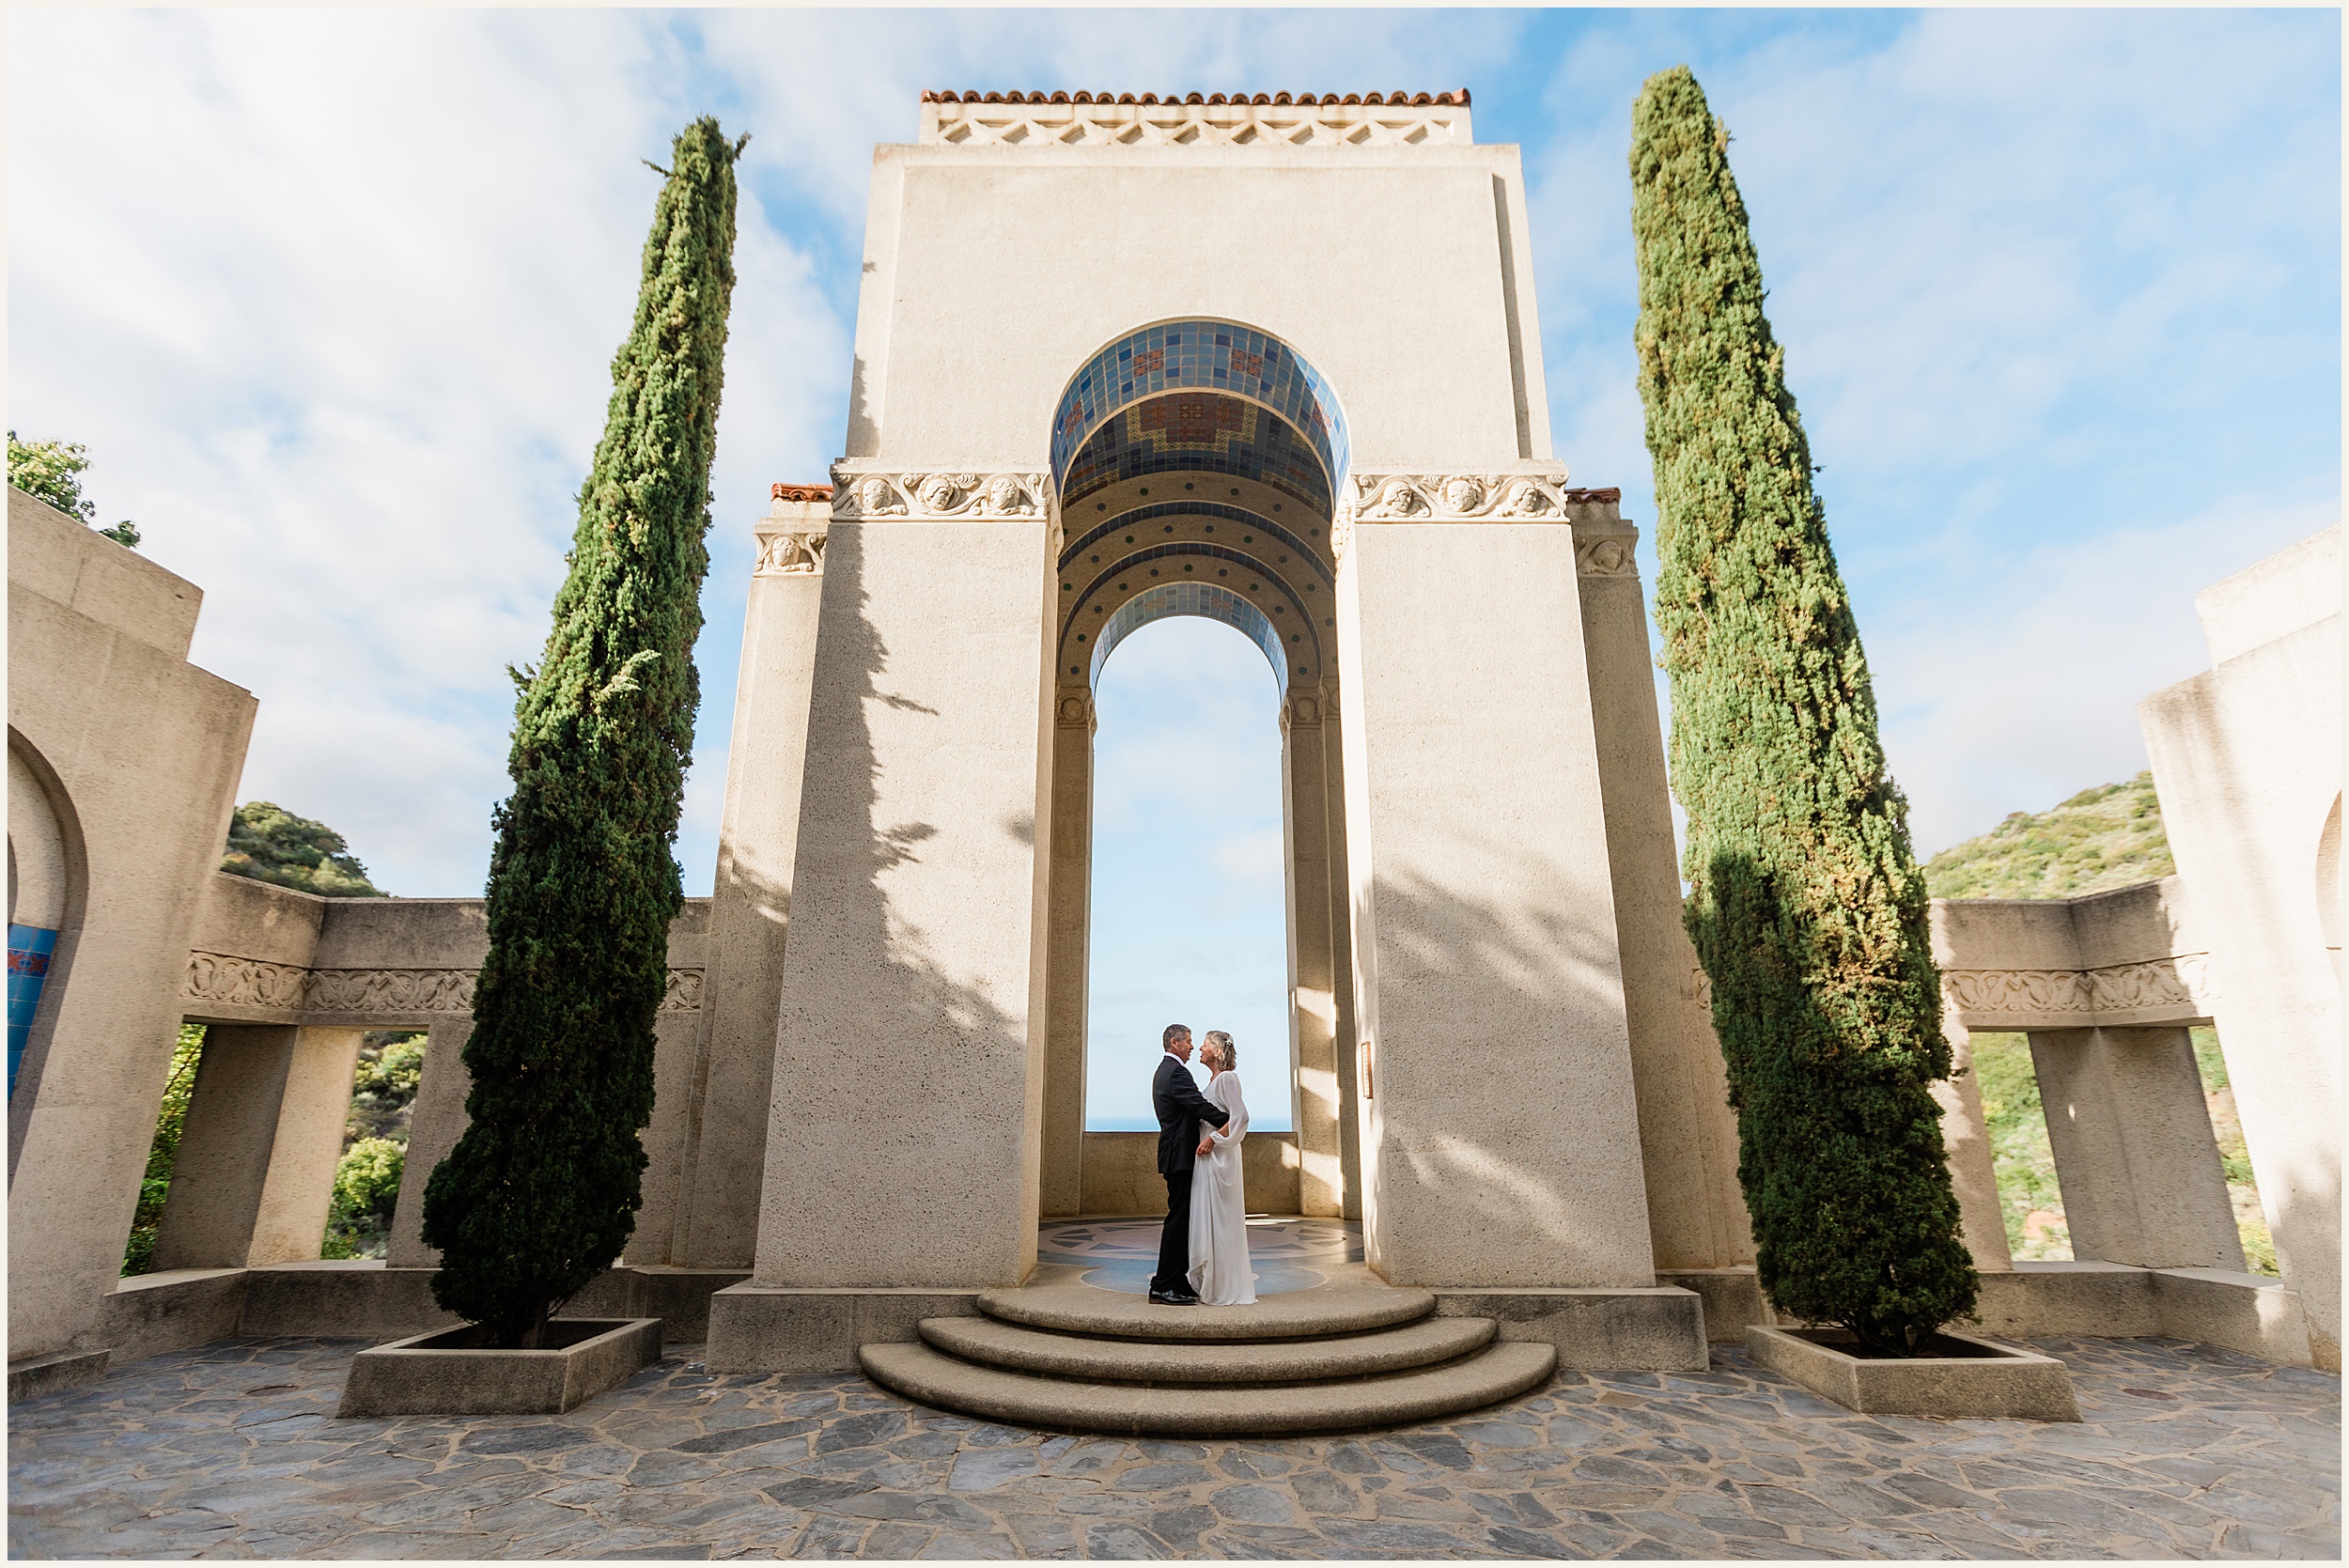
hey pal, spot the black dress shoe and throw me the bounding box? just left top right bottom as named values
left=1147, top=1290, right=1200, bottom=1306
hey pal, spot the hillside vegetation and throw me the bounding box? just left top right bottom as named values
left=1923, top=772, right=2174, bottom=900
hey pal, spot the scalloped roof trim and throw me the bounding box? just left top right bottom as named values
left=922, top=89, right=1470, bottom=108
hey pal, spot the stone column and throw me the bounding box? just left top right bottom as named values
left=668, top=492, right=830, bottom=1266
left=1934, top=1017, right=2015, bottom=1272
left=1040, top=691, right=1094, bottom=1218
left=1322, top=687, right=1364, bottom=1220
left=1282, top=686, right=1344, bottom=1218
left=386, top=1019, right=471, bottom=1268
left=2028, top=1025, right=2246, bottom=1270
left=742, top=487, right=1058, bottom=1293
left=1569, top=510, right=1752, bottom=1271
left=154, top=1024, right=362, bottom=1270
left=1336, top=488, right=1657, bottom=1289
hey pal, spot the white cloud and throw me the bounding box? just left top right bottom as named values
left=1875, top=489, right=2339, bottom=856
left=8, top=9, right=845, bottom=894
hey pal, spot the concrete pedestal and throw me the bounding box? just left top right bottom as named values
left=1338, top=513, right=1657, bottom=1290
left=2028, top=1025, right=2245, bottom=1270
left=154, top=1024, right=362, bottom=1270
left=665, top=496, right=829, bottom=1268
left=738, top=515, right=1057, bottom=1305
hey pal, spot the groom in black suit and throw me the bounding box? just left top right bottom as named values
left=1149, top=1023, right=1229, bottom=1305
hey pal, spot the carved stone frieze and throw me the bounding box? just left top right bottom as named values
left=183, top=952, right=309, bottom=1012
left=1693, top=955, right=2217, bottom=1029
left=304, top=968, right=478, bottom=1015
left=1574, top=534, right=1637, bottom=577
left=1940, top=955, right=2216, bottom=1024
left=1342, top=474, right=1626, bottom=528
left=183, top=953, right=707, bottom=1017
left=831, top=469, right=1051, bottom=522
left=1054, top=691, right=1096, bottom=728
left=754, top=530, right=826, bottom=576
left=1346, top=472, right=1574, bottom=523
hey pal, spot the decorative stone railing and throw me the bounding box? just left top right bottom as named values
left=178, top=873, right=708, bottom=1029
left=1929, top=876, right=2216, bottom=1030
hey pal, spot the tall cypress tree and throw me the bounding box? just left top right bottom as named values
left=423, top=118, right=743, bottom=1348
left=1629, top=68, right=1977, bottom=1354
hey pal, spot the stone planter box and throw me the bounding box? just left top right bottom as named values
left=1746, top=1325, right=2079, bottom=1421
left=336, top=1317, right=661, bottom=1418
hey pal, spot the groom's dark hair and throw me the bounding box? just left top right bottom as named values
left=1162, top=1023, right=1191, bottom=1048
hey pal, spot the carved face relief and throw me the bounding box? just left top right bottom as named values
left=1501, top=479, right=1548, bottom=517
left=1441, top=476, right=1484, bottom=514
left=985, top=474, right=1025, bottom=514
left=916, top=474, right=964, bottom=512
left=857, top=476, right=899, bottom=516
left=1378, top=480, right=1423, bottom=517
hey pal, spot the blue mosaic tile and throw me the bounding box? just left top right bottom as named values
left=7, top=924, right=57, bottom=1098
left=1059, top=394, right=1332, bottom=514
left=1060, top=505, right=1331, bottom=582
left=1061, top=551, right=1323, bottom=690
left=1050, top=319, right=1348, bottom=495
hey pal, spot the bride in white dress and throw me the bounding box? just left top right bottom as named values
left=1187, top=1031, right=1257, bottom=1306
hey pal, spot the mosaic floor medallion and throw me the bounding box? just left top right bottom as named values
left=1036, top=1216, right=1363, bottom=1296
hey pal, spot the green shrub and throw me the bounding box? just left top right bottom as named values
left=346, top=1032, right=426, bottom=1145
left=321, top=1138, right=405, bottom=1260
left=1923, top=773, right=2174, bottom=900
left=221, top=801, right=385, bottom=897
left=1631, top=66, right=1978, bottom=1354
left=122, top=1025, right=206, bottom=1276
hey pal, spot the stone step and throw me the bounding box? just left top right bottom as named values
left=975, top=1281, right=1437, bottom=1342
left=862, top=1340, right=1555, bottom=1436
left=920, top=1313, right=1495, bottom=1384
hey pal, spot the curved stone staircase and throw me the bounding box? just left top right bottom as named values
left=860, top=1279, right=1554, bottom=1436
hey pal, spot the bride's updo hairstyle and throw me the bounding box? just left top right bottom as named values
left=1204, top=1031, right=1236, bottom=1070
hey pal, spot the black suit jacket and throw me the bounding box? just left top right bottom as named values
left=1154, top=1052, right=1229, bottom=1176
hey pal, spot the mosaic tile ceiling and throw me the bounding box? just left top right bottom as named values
left=1061, top=505, right=1330, bottom=584
left=1090, top=582, right=1288, bottom=691
left=1050, top=321, right=1347, bottom=492
left=1050, top=322, right=1341, bottom=693
left=1060, top=396, right=1331, bottom=516
left=1059, top=536, right=1327, bottom=692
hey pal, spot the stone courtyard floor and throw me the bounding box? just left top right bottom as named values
left=7, top=1333, right=2337, bottom=1560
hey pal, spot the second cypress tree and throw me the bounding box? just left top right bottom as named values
left=422, top=118, right=743, bottom=1348
left=1629, top=67, right=1977, bottom=1354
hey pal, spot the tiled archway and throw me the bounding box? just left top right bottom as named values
left=1040, top=322, right=1358, bottom=1226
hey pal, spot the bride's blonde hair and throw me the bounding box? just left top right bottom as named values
left=1203, top=1031, right=1236, bottom=1071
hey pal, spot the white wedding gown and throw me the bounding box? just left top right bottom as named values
left=1187, top=1070, right=1256, bottom=1306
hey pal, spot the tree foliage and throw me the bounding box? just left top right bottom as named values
left=122, top=1025, right=205, bottom=1276
left=1630, top=66, right=1977, bottom=1353
left=8, top=430, right=141, bottom=547
left=346, top=1032, right=427, bottom=1144
left=1923, top=773, right=2173, bottom=900
left=222, top=800, right=387, bottom=897
left=422, top=119, right=742, bottom=1347
left=321, top=1137, right=406, bottom=1260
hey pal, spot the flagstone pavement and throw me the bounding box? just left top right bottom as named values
left=8, top=1333, right=2337, bottom=1560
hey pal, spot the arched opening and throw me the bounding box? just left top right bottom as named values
left=1039, top=318, right=1358, bottom=1220
left=1083, top=615, right=1291, bottom=1134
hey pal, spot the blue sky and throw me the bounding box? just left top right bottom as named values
left=9, top=10, right=2339, bottom=1127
